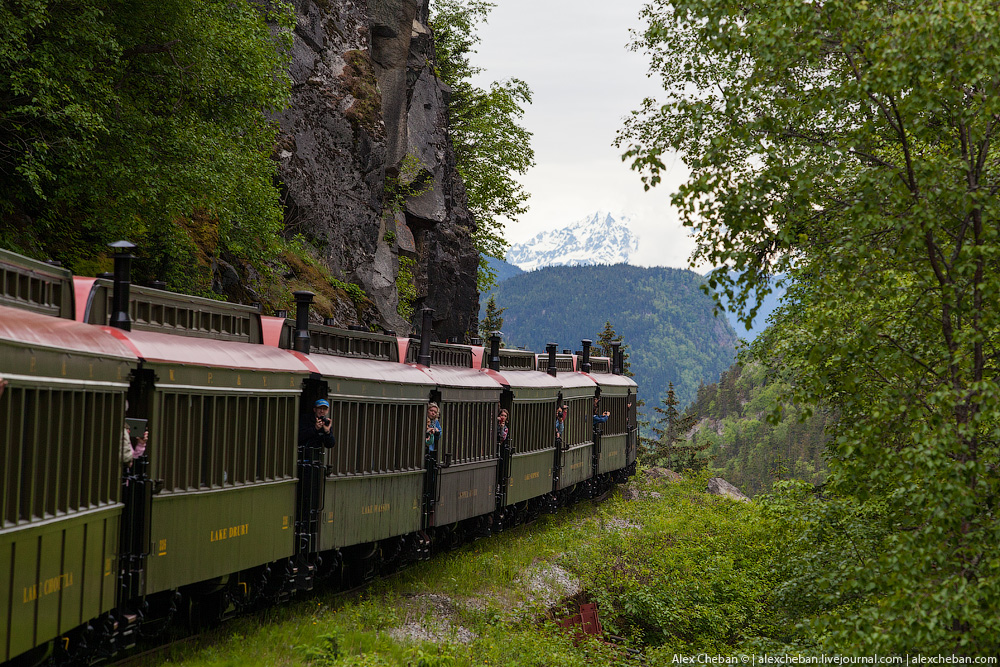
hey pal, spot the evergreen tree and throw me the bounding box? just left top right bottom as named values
left=478, top=294, right=504, bottom=340
left=643, top=382, right=707, bottom=470
left=595, top=320, right=632, bottom=376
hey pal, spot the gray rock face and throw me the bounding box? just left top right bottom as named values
left=706, top=477, right=750, bottom=502
left=273, top=0, right=478, bottom=339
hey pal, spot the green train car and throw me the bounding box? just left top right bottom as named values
left=0, top=246, right=638, bottom=665
left=0, top=250, right=138, bottom=664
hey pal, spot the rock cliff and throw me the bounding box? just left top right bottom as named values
left=274, top=0, right=479, bottom=340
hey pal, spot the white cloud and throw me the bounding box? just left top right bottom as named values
left=462, top=0, right=697, bottom=269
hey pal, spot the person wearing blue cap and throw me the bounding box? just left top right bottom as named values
left=299, top=398, right=336, bottom=449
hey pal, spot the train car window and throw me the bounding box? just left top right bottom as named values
left=561, top=397, right=589, bottom=448
left=34, top=388, right=53, bottom=518
left=438, top=401, right=497, bottom=465
left=3, top=388, right=19, bottom=523
left=596, top=395, right=627, bottom=436
left=155, top=391, right=296, bottom=493
left=324, top=399, right=424, bottom=476
left=259, top=398, right=273, bottom=481
left=509, top=400, right=556, bottom=454
left=0, top=386, right=121, bottom=525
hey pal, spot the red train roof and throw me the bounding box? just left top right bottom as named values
left=0, top=304, right=138, bottom=359
left=305, top=353, right=437, bottom=385
left=485, top=368, right=564, bottom=390
left=412, top=364, right=504, bottom=389
left=586, top=372, right=638, bottom=390
left=104, top=328, right=309, bottom=373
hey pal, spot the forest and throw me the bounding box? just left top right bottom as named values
left=487, top=263, right=739, bottom=410
left=643, top=361, right=831, bottom=496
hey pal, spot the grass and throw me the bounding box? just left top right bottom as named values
left=130, top=471, right=785, bottom=666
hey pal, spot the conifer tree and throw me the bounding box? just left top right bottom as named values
left=478, top=294, right=505, bottom=340
left=643, top=383, right=708, bottom=470
left=595, top=320, right=632, bottom=376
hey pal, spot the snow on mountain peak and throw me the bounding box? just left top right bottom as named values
left=505, top=211, right=639, bottom=271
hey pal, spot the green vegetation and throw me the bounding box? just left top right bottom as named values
left=683, top=362, right=830, bottom=496
left=0, top=0, right=294, bottom=294
left=384, top=152, right=432, bottom=216
left=621, top=0, right=1000, bottom=651
left=279, top=236, right=371, bottom=320
left=595, top=320, right=632, bottom=376
left=125, top=474, right=824, bottom=665
left=487, top=264, right=738, bottom=411
left=478, top=293, right=504, bottom=340
left=430, top=0, right=534, bottom=291
left=643, top=382, right=709, bottom=472
left=396, top=256, right=417, bottom=321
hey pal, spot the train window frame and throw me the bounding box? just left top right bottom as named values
left=324, top=398, right=425, bottom=478
left=1, top=384, right=122, bottom=527
left=153, top=389, right=297, bottom=494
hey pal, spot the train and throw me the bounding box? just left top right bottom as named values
left=0, top=244, right=638, bottom=666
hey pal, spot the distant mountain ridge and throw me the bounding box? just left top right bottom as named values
left=486, top=263, right=739, bottom=411
left=484, top=256, right=524, bottom=283
left=506, top=211, right=638, bottom=271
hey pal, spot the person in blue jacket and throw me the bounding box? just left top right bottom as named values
left=593, top=397, right=610, bottom=425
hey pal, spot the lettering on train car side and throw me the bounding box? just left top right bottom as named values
left=89, top=363, right=95, bottom=378
left=608, top=450, right=619, bottom=458
left=237, top=374, right=242, bottom=386
left=262, top=376, right=267, bottom=387
left=169, top=369, right=175, bottom=381
left=524, top=471, right=540, bottom=481
left=158, top=539, right=167, bottom=556
left=22, top=572, right=74, bottom=603
left=457, top=489, right=478, bottom=500
left=105, top=558, right=112, bottom=576
left=61, top=360, right=67, bottom=376
left=210, top=523, right=249, bottom=542
left=282, top=515, right=289, bottom=530
left=571, top=462, right=584, bottom=470
left=206, top=372, right=213, bottom=385
left=361, top=503, right=390, bottom=515
left=30, top=356, right=36, bottom=373
left=326, top=511, right=333, bottom=523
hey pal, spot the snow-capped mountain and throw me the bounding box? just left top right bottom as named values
left=505, top=212, right=639, bottom=271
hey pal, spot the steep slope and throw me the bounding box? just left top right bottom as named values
left=274, top=0, right=478, bottom=339
left=506, top=212, right=638, bottom=271
left=489, top=264, right=738, bottom=410
left=684, top=361, right=831, bottom=496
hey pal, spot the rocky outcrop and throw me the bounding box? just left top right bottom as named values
left=273, top=0, right=478, bottom=338
left=706, top=477, right=750, bottom=502
left=644, top=467, right=684, bottom=483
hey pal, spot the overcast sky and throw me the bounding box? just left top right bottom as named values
left=465, top=0, right=696, bottom=269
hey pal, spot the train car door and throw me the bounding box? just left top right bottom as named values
left=294, top=377, right=328, bottom=590
left=496, top=389, right=514, bottom=508
left=422, top=390, right=443, bottom=526
left=121, top=368, right=156, bottom=595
